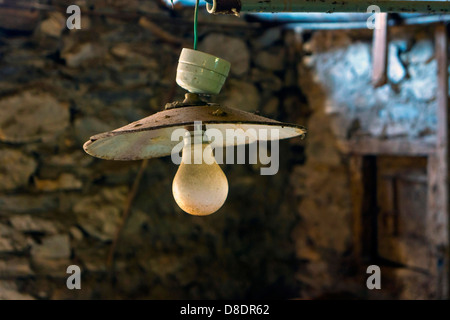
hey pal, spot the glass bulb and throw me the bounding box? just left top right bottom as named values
left=172, top=142, right=228, bottom=216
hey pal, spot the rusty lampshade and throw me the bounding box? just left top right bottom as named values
left=83, top=93, right=307, bottom=161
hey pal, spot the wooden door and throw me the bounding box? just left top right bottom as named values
left=376, top=156, right=431, bottom=271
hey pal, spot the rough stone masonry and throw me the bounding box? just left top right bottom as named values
left=0, top=0, right=448, bottom=299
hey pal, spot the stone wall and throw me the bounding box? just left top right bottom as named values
left=301, top=26, right=443, bottom=142
left=295, top=25, right=449, bottom=299
left=0, top=1, right=307, bottom=300
left=0, top=1, right=448, bottom=300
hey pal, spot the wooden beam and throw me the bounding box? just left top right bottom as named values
left=429, top=23, right=449, bottom=299
left=346, top=137, right=436, bottom=156
left=350, top=156, right=364, bottom=260
left=372, top=13, right=389, bottom=88
left=436, top=25, right=449, bottom=154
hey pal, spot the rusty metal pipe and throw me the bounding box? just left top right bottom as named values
left=206, top=0, right=450, bottom=14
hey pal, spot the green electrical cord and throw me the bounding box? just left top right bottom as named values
left=193, top=0, right=200, bottom=50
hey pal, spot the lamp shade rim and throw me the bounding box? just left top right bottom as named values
left=83, top=104, right=307, bottom=161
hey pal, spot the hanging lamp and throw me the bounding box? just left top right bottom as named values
left=83, top=1, right=307, bottom=216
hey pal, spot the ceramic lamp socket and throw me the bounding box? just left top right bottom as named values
left=176, top=48, right=231, bottom=95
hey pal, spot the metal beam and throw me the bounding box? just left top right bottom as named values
left=281, top=14, right=450, bottom=30
left=206, top=0, right=450, bottom=14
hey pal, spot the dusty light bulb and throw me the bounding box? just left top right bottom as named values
left=172, top=133, right=228, bottom=216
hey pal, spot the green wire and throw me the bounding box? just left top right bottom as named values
left=193, top=0, right=200, bottom=50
